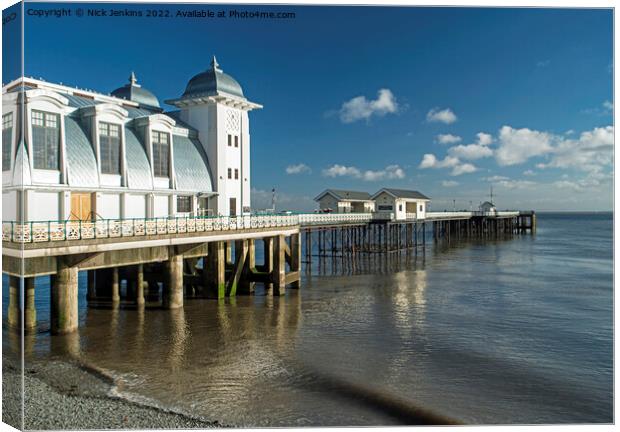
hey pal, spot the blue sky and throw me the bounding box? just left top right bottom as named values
left=8, top=3, right=613, bottom=211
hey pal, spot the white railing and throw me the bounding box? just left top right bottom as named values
left=426, top=211, right=473, bottom=219
left=2, top=214, right=299, bottom=244
left=298, top=212, right=374, bottom=226
left=405, top=213, right=418, bottom=220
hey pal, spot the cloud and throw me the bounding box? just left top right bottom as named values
left=523, top=169, right=536, bottom=176
left=285, top=163, right=311, bottom=175
left=448, top=143, right=493, bottom=160
left=436, top=134, right=461, bottom=145
left=496, top=179, right=537, bottom=189
left=482, top=175, right=509, bottom=182
left=338, top=89, right=399, bottom=123
left=582, top=100, right=613, bottom=116
left=536, top=59, right=550, bottom=68
left=552, top=171, right=611, bottom=192
left=419, top=154, right=476, bottom=176
left=451, top=163, right=477, bottom=176
left=446, top=132, right=494, bottom=160
left=322, top=164, right=405, bottom=181
left=539, top=126, right=613, bottom=173
left=426, top=107, right=457, bottom=124
left=441, top=180, right=459, bottom=187
left=495, top=126, right=554, bottom=166
left=322, top=164, right=361, bottom=178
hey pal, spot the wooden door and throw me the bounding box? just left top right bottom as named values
left=70, top=193, right=92, bottom=220
left=229, top=198, right=237, bottom=217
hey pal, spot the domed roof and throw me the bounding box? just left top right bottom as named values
left=182, top=56, right=245, bottom=99
left=111, top=72, right=161, bottom=110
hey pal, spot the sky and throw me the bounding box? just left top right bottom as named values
left=4, top=3, right=614, bottom=211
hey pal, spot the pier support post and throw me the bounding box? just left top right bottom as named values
left=290, top=232, right=302, bottom=289
left=111, top=267, right=120, bottom=305
left=264, top=237, right=274, bottom=291
left=228, top=240, right=248, bottom=297
left=51, top=260, right=79, bottom=334
left=272, top=235, right=286, bottom=296
left=24, top=277, right=36, bottom=332
left=163, top=253, right=184, bottom=309
left=7, top=276, right=20, bottom=330
left=206, top=241, right=226, bottom=299
left=135, top=264, right=145, bottom=307
left=239, top=239, right=256, bottom=294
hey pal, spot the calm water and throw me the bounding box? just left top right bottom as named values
left=4, top=213, right=614, bottom=425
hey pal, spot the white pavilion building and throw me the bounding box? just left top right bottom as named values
left=1, top=56, right=261, bottom=222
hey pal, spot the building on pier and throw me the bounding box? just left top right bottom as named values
left=479, top=201, right=497, bottom=215
left=370, top=188, right=430, bottom=220
left=314, top=189, right=375, bottom=213
left=2, top=56, right=261, bottom=222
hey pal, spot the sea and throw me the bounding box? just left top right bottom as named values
left=2, top=212, right=614, bottom=425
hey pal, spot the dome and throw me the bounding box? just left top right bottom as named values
left=182, top=56, right=244, bottom=99
left=111, top=72, right=161, bottom=110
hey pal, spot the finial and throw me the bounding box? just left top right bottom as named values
left=211, top=55, right=221, bottom=71
left=129, top=71, right=141, bottom=87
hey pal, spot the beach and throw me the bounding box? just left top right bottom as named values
left=3, top=354, right=221, bottom=430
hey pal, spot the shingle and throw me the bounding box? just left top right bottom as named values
left=125, top=127, right=154, bottom=190
left=172, top=135, right=213, bottom=192
left=64, top=117, right=99, bottom=187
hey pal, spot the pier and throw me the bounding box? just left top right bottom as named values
left=2, top=210, right=535, bottom=334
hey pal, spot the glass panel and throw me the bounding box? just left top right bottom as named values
left=100, top=122, right=121, bottom=174
left=152, top=131, right=169, bottom=177
left=32, top=111, right=59, bottom=170
left=2, top=113, right=12, bottom=171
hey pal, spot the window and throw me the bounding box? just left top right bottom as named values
left=234, top=168, right=239, bottom=180
left=234, top=136, right=239, bottom=148
left=399, top=204, right=403, bottom=211
left=419, top=204, right=423, bottom=212
left=227, top=134, right=232, bottom=147
left=177, top=196, right=192, bottom=213
left=152, top=131, right=170, bottom=177
left=227, top=168, right=232, bottom=179
left=32, top=110, right=60, bottom=170
left=2, top=113, right=12, bottom=171
left=99, top=122, right=121, bottom=174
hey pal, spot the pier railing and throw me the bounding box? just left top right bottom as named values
left=2, top=214, right=299, bottom=244
left=297, top=212, right=375, bottom=226
left=2, top=211, right=525, bottom=244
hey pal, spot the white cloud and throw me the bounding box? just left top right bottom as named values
left=448, top=143, right=493, bottom=160
left=322, top=164, right=361, bottom=178
left=322, top=164, right=405, bottom=181
left=451, top=163, right=477, bottom=176
left=436, top=134, right=461, bottom=145
left=496, top=179, right=537, bottom=189
left=603, top=100, right=613, bottom=111
left=446, top=131, right=494, bottom=160
left=426, top=107, right=457, bottom=124
left=582, top=100, right=613, bottom=116
left=339, top=89, right=399, bottom=123
left=523, top=169, right=536, bottom=176
left=476, top=132, right=493, bottom=146
left=285, top=163, right=311, bottom=175
left=541, top=126, right=613, bottom=173
left=495, top=126, right=554, bottom=166
left=441, top=180, right=459, bottom=187
left=419, top=153, right=476, bottom=176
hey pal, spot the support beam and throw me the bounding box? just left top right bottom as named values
left=51, top=260, right=78, bottom=334
left=111, top=267, right=120, bottom=304
left=205, top=241, right=226, bottom=299
left=135, top=264, right=145, bottom=307
left=24, top=277, right=36, bottom=332
left=228, top=240, right=248, bottom=297
left=239, top=239, right=256, bottom=294
left=7, top=276, right=20, bottom=330
left=163, top=253, right=183, bottom=309
left=272, top=235, right=286, bottom=296
left=263, top=237, right=274, bottom=291
left=290, top=232, right=302, bottom=289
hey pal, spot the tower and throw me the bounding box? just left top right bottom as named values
left=166, top=56, right=262, bottom=216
